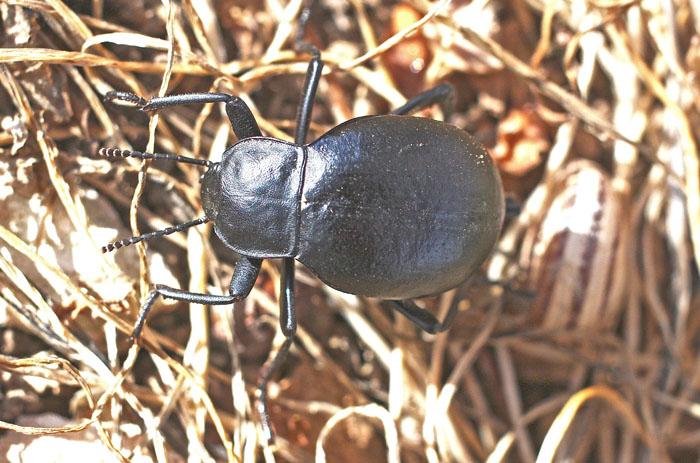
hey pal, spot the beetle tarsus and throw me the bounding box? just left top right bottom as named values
left=131, top=288, right=160, bottom=342
left=257, top=335, right=294, bottom=444
left=105, top=91, right=148, bottom=107
left=295, top=0, right=320, bottom=59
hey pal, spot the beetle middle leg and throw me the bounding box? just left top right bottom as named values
left=253, top=3, right=324, bottom=443
left=130, top=256, right=262, bottom=342
left=257, top=258, right=297, bottom=443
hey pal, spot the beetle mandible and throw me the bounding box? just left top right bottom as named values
left=100, top=6, right=504, bottom=443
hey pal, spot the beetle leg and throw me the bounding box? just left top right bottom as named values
left=505, top=196, right=522, bottom=218
left=389, top=277, right=474, bottom=334
left=294, top=0, right=320, bottom=58
left=294, top=57, right=323, bottom=144
left=130, top=256, right=262, bottom=342
left=389, top=300, right=443, bottom=334
left=389, top=299, right=462, bottom=334
left=293, top=1, right=323, bottom=145
left=253, top=1, right=322, bottom=441
left=105, top=91, right=262, bottom=139
left=279, top=258, right=297, bottom=335
left=257, top=258, right=297, bottom=443
left=257, top=336, right=293, bottom=444
left=390, top=83, right=454, bottom=117
left=229, top=256, right=264, bottom=297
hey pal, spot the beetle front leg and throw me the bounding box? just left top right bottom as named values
left=105, top=91, right=262, bottom=140
left=130, top=256, right=262, bottom=342
left=257, top=258, right=297, bottom=443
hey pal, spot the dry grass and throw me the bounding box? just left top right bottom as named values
left=0, top=0, right=699, bottom=462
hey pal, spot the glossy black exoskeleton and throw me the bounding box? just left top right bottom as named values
left=199, top=114, right=503, bottom=301
left=100, top=10, right=504, bottom=444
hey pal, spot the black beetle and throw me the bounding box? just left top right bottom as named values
left=100, top=12, right=504, bottom=443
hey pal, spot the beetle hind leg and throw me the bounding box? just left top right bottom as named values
left=388, top=277, right=474, bottom=334
left=389, top=298, right=461, bottom=334
left=389, top=300, right=446, bottom=334
left=391, top=83, right=454, bottom=117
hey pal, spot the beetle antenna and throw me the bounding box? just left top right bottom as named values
left=99, top=147, right=212, bottom=167
left=102, top=216, right=210, bottom=253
